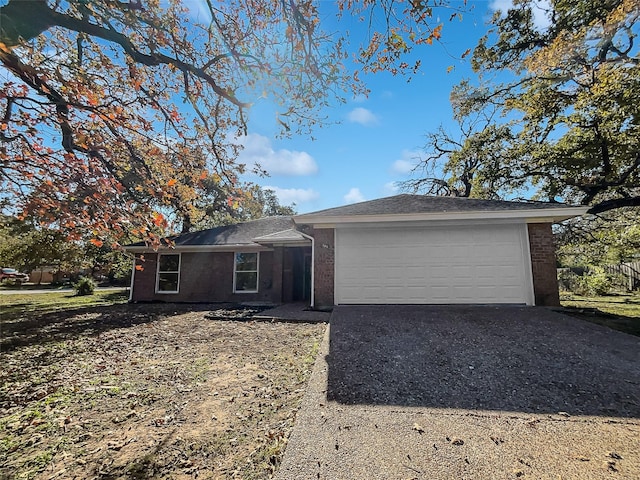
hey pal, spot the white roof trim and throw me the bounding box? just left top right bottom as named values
left=294, top=206, right=588, bottom=226
left=124, top=244, right=271, bottom=253
left=124, top=229, right=313, bottom=253
left=252, top=229, right=311, bottom=244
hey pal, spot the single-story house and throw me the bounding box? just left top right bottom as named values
left=126, top=194, right=587, bottom=307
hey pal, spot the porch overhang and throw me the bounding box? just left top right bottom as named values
left=252, top=229, right=311, bottom=247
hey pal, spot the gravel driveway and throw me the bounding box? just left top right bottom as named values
left=277, top=305, right=640, bottom=479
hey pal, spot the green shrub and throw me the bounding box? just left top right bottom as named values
left=557, top=269, right=580, bottom=292
left=579, top=269, right=612, bottom=296
left=108, top=256, right=133, bottom=286
left=0, top=277, right=20, bottom=287
left=74, top=277, right=96, bottom=296
left=559, top=266, right=624, bottom=296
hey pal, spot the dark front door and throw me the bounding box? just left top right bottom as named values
left=291, top=247, right=312, bottom=302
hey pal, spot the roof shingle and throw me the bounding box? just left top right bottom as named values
left=128, top=216, right=295, bottom=247
left=295, top=194, right=573, bottom=219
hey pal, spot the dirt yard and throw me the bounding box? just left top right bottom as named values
left=0, top=303, right=326, bottom=479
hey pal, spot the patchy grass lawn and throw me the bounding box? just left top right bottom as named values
left=560, top=292, right=640, bottom=337
left=0, top=290, right=129, bottom=317
left=0, top=296, right=326, bottom=479
left=0, top=283, right=78, bottom=291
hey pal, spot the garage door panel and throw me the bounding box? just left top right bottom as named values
left=431, top=285, right=453, bottom=300
left=361, top=286, right=382, bottom=298
left=428, top=266, right=449, bottom=278
left=335, top=224, right=531, bottom=305
left=450, top=265, right=474, bottom=277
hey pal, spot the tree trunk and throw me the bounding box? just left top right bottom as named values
left=0, top=0, right=53, bottom=47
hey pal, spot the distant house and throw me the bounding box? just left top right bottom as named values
left=29, top=266, right=56, bottom=284
left=125, top=194, right=586, bottom=307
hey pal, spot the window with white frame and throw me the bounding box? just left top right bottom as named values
left=234, top=252, right=259, bottom=293
left=156, top=253, right=180, bottom=293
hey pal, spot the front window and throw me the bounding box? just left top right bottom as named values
left=234, top=252, right=259, bottom=293
left=156, top=253, right=180, bottom=293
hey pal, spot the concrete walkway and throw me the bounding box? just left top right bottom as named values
left=276, top=305, right=640, bottom=479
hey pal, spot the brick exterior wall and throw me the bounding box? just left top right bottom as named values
left=132, top=223, right=555, bottom=307
left=131, top=250, right=281, bottom=303
left=310, top=228, right=335, bottom=307
left=131, top=253, right=158, bottom=302
left=528, top=223, right=561, bottom=306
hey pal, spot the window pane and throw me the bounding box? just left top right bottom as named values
left=158, top=273, right=179, bottom=292
left=235, top=272, right=257, bottom=291
left=159, top=254, right=180, bottom=272
left=235, top=253, right=258, bottom=271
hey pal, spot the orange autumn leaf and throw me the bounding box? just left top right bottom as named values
left=432, top=24, right=443, bottom=40
left=152, top=212, right=166, bottom=227
left=0, top=0, right=461, bottom=248
left=90, top=238, right=104, bottom=247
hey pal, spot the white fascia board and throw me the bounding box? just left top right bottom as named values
left=294, top=206, right=588, bottom=226
left=123, top=244, right=272, bottom=254
left=252, top=229, right=310, bottom=242
left=252, top=232, right=311, bottom=246
left=255, top=241, right=311, bottom=247
left=309, top=218, right=527, bottom=230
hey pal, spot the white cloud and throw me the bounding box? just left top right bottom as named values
left=489, top=0, right=551, bottom=30
left=383, top=181, right=400, bottom=195
left=347, top=107, right=379, bottom=126
left=391, top=150, right=421, bottom=174
left=489, top=0, right=512, bottom=13
left=183, top=0, right=213, bottom=23
left=344, top=187, right=365, bottom=204
left=392, top=159, right=414, bottom=175
left=263, top=186, right=319, bottom=205
left=235, top=133, right=318, bottom=176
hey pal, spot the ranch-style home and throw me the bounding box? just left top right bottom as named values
left=126, top=194, right=587, bottom=307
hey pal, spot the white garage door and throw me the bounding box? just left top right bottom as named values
left=335, top=223, right=533, bottom=305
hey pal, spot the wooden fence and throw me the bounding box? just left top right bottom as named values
left=605, top=261, right=640, bottom=291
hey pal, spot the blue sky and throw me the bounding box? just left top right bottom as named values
left=229, top=0, right=532, bottom=213
left=0, top=0, right=541, bottom=216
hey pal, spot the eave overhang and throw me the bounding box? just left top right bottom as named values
left=293, top=206, right=588, bottom=227
left=252, top=229, right=311, bottom=246
left=123, top=243, right=272, bottom=254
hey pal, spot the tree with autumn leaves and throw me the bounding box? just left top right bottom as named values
left=402, top=0, right=640, bottom=268
left=0, top=0, right=451, bottom=247
left=0, top=0, right=330, bottom=245
left=407, top=0, right=640, bottom=216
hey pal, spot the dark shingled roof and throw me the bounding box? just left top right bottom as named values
left=295, top=194, right=571, bottom=219
left=128, top=216, right=295, bottom=247
left=127, top=196, right=582, bottom=249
